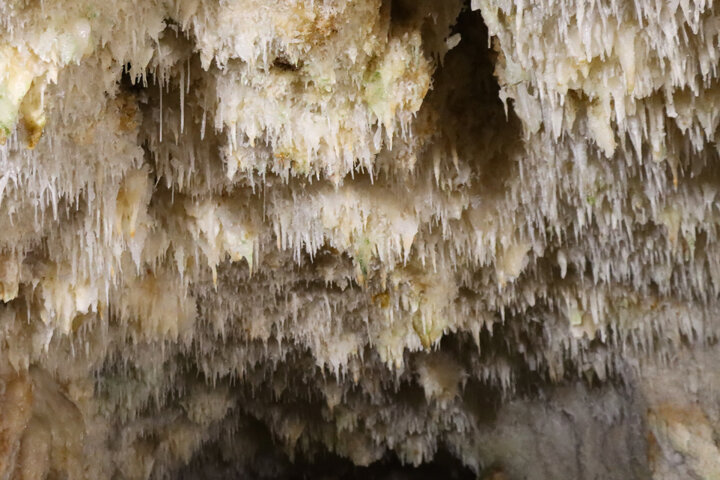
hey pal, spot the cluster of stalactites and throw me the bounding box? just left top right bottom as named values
left=0, top=0, right=719, bottom=478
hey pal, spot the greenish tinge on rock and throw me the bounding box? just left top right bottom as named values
left=0, top=0, right=718, bottom=478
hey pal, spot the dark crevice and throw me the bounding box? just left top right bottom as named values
left=120, top=63, right=153, bottom=94
left=178, top=434, right=476, bottom=480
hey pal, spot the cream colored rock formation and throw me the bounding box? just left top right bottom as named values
left=0, top=0, right=718, bottom=478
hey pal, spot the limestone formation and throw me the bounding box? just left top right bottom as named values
left=0, top=0, right=718, bottom=478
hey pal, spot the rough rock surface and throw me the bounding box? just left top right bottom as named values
left=0, top=0, right=718, bottom=478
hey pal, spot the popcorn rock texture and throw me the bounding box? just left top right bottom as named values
left=0, top=0, right=719, bottom=478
